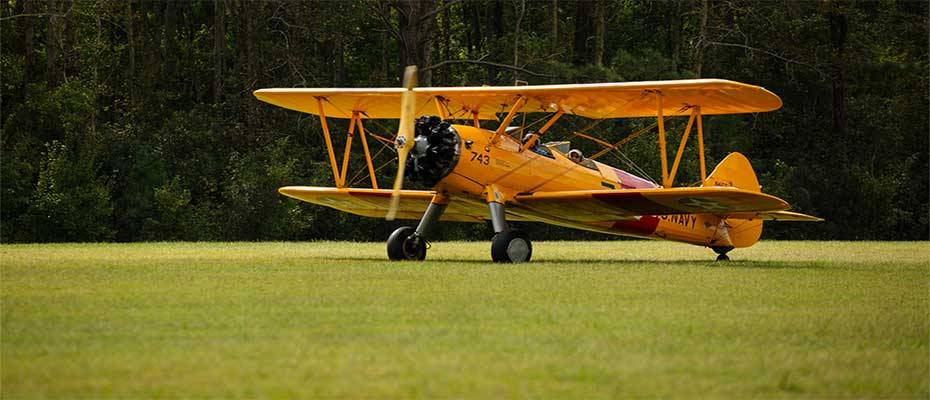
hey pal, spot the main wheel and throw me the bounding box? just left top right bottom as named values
left=491, top=229, right=532, bottom=263
left=387, top=227, right=426, bottom=261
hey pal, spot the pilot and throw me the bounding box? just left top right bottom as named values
left=568, top=149, right=584, bottom=163
left=522, top=131, right=539, bottom=148
left=523, top=131, right=552, bottom=157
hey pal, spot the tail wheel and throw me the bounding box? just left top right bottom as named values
left=491, top=229, right=532, bottom=263
left=387, top=226, right=426, bottom=261
left=712, top=246, right=733, bottom=262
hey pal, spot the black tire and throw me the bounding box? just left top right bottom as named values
left=711, top=246, right=733, bottom=262
left=387, top=227, right=426, bottom=261
left=491, top=229, right=532, bottom=263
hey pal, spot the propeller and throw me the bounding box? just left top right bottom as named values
left=386, top=65, right=418, bottom=221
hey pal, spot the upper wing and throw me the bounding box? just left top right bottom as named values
left=278, top=186, right=497, bottom=222
left=254, top=79, right=781, bottom=120
left=513, top=186, right=790, bottom=222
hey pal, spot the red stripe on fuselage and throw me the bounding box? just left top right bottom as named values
left=606, top=167, right=661, bottom=236
left=610, top=216, right=660, bottom=237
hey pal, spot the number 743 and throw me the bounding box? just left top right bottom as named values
left=470, top=151, right=490, bottom=165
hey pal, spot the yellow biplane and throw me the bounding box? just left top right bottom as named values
left=255, top=67, right=821, bottom=263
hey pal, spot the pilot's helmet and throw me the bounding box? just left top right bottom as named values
left=522, top=132, right=537, bottom=145
left=568, top=149, right=583, bottom=162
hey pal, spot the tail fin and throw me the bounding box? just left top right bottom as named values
left=703, top=152, right=761, bottom=192
left=703, top=152, right=762, bottom=248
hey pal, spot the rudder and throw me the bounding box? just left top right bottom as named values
left=703, top=152, right=761, bottom=192
left=703, top=152, right=762, bottom=248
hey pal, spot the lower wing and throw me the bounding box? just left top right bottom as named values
left=279, top=186, right=821, bottom=224
left=513, top=187, right=802, bottom=222
left=277, top=186, right=491, bottom=222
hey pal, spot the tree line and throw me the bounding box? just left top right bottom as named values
left=1, top=0, right=927, bottom=242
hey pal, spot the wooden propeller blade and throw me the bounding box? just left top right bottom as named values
left=386, top=65, right=418, bottom=221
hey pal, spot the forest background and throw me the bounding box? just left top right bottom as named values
left=1, top=0, right=927, bottom=243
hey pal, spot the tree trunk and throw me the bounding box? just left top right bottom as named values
left=550, top=0, right=558, bottom=53
left=461, top=2, right=472, bottom=59
left=829, top=4, right=848, bottom=138
left=513, top=0, right=525, bottom=82
left=670, top=0, right=682, bottom=72
left=381, top=28, right=389, bottom=84
left=491, top=0, right=503, bottom=39
left=213, top=0, right=225, bottom=103
left=46, top=1, right=61, bottom=89
left=396, top=0, right=435, bottom=84
left=375, top=0, right=389, bottom=84
left=62, top=0, right=75, bottom=80
left=397, top=0, right=418, bottom=72
left=244, top=0, right=256, bottom=87
left=471, top=3, right=481, bottom=56
left=333, top=34, right=345, bottom=85
left=92, top=7, right=101, bottom=138
left=470, top=5, right=484, bottom=58
left=441, top=0, right=451, bottom=85
left=144, top=1, right=162, bottom=86
left=593, top=0, right=605, bottom=66
left=164, top=0, right=178, bottom=82
left=694, top=0, right=709, bottom=77
left=21, top=0, right=35, bottom=79
left=126, top=0, right=136, bottom=104
left=572, top=0, right=593, bottom=65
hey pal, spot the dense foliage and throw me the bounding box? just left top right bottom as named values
left=2, top=0, right=927, bottom=242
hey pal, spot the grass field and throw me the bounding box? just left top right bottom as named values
left=2, top=241, right=927, bottom=398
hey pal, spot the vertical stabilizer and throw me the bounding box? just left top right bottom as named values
left=703, top=152, right=761, bottom=192
left=704, top=152, right=763, bottom=248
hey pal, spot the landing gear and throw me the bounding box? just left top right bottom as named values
left=387, top=226, right=426, bottom=261
left=488, top=200, right=532, bottom=263
left=712, top=246, right=733, bottom=262
left=387, top=199, right=447, bottom=261
left=491, top=229, right=532, bottom=263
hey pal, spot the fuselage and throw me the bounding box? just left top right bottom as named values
left=433, top=124, right=742, bottom=248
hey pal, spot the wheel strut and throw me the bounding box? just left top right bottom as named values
left=387, top=198, right=447, bottom=261
left=488, top=201, right=532, bottom=263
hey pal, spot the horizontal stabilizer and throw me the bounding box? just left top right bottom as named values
left=726, top=210, right=824, bottom=222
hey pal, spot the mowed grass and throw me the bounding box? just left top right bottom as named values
left=1, top=241, right=927, bottom=399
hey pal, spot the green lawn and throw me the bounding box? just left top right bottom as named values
left=2, top=241, right=927, bottom=398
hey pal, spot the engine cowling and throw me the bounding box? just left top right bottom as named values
left=405, top=116, right=460, bottom=188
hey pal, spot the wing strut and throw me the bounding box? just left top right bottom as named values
left=356, top=116, right=379, bottom=189
left=313, top=102, right=381, bottom=189
left=656, top=92, right=669, bottom=187
left=653, top=92, right=707, bottom=188
left=667, top=108, right=698, bottom=187
left=696, top=106, right=707, bottom=181
left=316, top=97, right=342, bottom=187
left=493, top=96, right=527, bottom=142
left=520, top=109, right=564, bottom=152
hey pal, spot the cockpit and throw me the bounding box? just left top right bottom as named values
left=541, top=140, right=598, bottom=170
